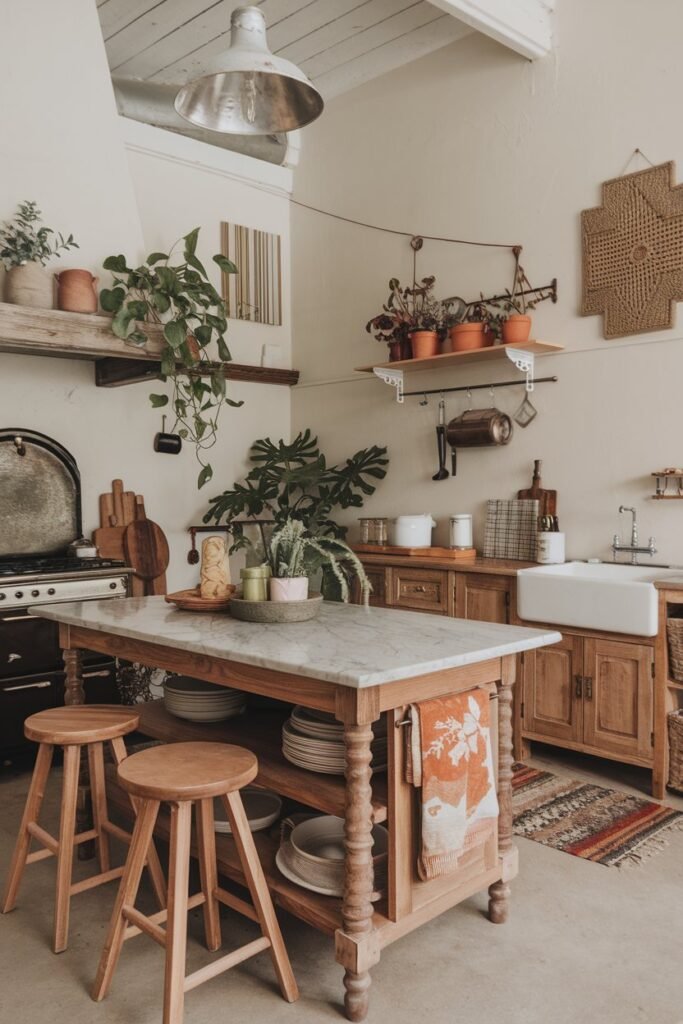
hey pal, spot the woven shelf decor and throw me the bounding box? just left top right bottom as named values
left=581, top=161, right=683, bottom=339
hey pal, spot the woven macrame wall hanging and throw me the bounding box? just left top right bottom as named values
left=581, top=161, right=683, bottom=339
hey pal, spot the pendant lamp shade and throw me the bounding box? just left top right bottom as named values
left=174, top=6, right=324, bottom=135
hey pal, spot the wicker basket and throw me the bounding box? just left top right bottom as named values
left=667, top=618, right=683, bottom=682
left=667, top=711, right=683, bottom=793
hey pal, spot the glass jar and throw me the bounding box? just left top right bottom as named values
left=240, top=564, right=271, bottom=601
left=358, top=517, right=388, bottom=545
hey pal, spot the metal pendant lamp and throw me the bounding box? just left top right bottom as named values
left=174, top=6, right=324, bottom=135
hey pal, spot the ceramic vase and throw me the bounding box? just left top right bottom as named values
left=55, top=269, right=98, bottom=313
left=270, top=577, right=309, bottom=602
left=4, top=263, right=54, bottom=309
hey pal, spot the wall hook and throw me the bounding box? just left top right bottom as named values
left=420, top=392, right=428, bottom=406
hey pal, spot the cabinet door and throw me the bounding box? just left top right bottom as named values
left=582, top=639, right=653, bottom=763
left=523, top=634, right=584, bottom=744
left=391, top=568, right=448, bottom=614
left=353, top=567, right=387, bottom=607
left=455, top=573, right=511, bottom=624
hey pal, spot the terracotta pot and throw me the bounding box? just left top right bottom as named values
left=56, top=269, right=98, bottom=313
left=449, top=322, right=486, bottom=352
left=410, top=330, right=439, bottom=359
left=4, top=263, right=54, bottom=309
left=270, top=577, right=309, bottom=602
left=388, top=340, right=402, bottom=362
left=482, top=327, right=496, bottom=348
left=501, top=314, right=531, bottom=344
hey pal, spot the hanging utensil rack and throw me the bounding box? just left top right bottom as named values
left=404, top=375, right=557, bottom=399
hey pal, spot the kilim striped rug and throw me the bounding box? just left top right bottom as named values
left=512, top=763, right=683, bottom=867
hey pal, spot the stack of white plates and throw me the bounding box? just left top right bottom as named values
left=163, top=676, right=246, bottom=723
left=282, top=706, right=387, bottom=775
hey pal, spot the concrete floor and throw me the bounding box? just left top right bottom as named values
left=1, top=746, right=683, bottom=1024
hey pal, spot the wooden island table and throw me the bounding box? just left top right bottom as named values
left=31, top=597, right=559, bottom=1021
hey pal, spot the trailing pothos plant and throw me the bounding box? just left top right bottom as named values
left=203, top=430, right=389, bottom=599
left=100, top=228, right=241, bottom=488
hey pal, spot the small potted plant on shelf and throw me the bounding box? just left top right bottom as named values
left=100, top=228, right=240, bottom=488
left=495, top=260, right=554, bottom=345
left=0, top=200, right=78, bottom=309
left=366, top=276, right=445, bottom=361
left=447, top=299, right=498, bottom=351
left=266, top=518, right=372, bottom=603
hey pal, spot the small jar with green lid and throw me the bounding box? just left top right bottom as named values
left=240, top=564, right=271, bottom=601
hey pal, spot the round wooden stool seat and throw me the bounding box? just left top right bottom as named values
left=24, top=705, right=140, bottom=746
left=117, top=741, right=258, bottom=802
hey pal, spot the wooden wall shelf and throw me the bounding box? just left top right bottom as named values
left=355, top=340, right=563, bottom=375
left=0, top=302, right=299, bottom=388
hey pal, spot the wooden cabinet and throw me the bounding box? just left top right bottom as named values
left=390, top=567, right=448, bottom=614
left=522, top=634, right=654, bottom=766
left=582, top=638, right=653, bottom=762
left=454, top=572, right=511, bottom=624
left=353, top=566, right=387, bottom=607
left=524, top=633, right=583, bottom=745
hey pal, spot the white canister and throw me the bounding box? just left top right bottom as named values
left=449, top=514, right=473, bottom=549
left=536, top=532, right=565, bottom=564
left=390, top=514, right=436, bottom=548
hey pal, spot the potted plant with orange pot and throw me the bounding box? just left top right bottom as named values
left=495, top=261, right=554, bottom=344
left=366, top=276, right=445, bottom=360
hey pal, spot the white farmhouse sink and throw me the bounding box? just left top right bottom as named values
left=517, top=561, right=681, bottom=637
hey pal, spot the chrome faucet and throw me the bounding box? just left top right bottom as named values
left=612, top=505, right=656, bottom=564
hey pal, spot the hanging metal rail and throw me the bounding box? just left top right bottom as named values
left=404, top=375, right=557, bottom=399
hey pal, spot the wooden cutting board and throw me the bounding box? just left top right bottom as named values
left=517, top=459, right=557, bottom=517
left=93, top=479, right=127, bottom=559
left=123, top=496, right=169, bottom=595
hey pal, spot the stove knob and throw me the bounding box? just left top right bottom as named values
left=0, top=593, right=5, bottom=601
left=14, top=591, right=23, bottom=599
left=31, top=589, right=40, bottom=598
left=47, top=588, right=56, bottom=596
left=109, top=582, right=117, bottom=590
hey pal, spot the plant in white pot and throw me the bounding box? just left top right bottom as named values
left=266, top=519, right=372, bottom=604
left=0, top=201, right=78, bottom=309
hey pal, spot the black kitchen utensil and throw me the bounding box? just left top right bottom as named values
left=154, top=416, right=182, bottom=455
left=432, top=399, right=449, bottom=481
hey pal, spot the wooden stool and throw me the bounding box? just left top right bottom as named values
left=1, top=705, right=167, bottom=953
left=92, top=741, right=298, bottom=1024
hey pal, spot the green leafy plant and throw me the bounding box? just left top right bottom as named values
left=0, top=200, right=78, bottom=268
left=366, top=276, right=446, bottom=349
left=266, top=518, right=372, bottom=603
left=100, top=228, right=241, bottom=488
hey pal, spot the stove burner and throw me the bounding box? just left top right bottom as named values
left=0, top=556, right=126, bottom=578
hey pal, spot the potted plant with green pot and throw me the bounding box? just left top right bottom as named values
left=266, top=518, right=372, bottom=603
left=100, top=228, right=240, bottom=488
left=0, top=201, right=78, bottom=309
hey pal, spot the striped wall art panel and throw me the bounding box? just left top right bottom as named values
left=220, top=222, right=282, bottom=326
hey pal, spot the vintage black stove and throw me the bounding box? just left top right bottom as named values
left=0, top=429, right=131, bottom=757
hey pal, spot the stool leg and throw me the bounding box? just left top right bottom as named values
left=1, top=743, right=54, bottom=914
left=110, top=736, right=167, bottom=910
left=164, top=801, right=192, bottom=1024
left=92, top=799, right=160, bottom=1002
left=195, top=799, right=222, bottom=952
left=54, top=744, right=80, bottom=953
left=222, top=793, right=299, bottom=1003
left=87, top=742, right=110, bottom=874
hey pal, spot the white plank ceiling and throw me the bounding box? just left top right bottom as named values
left=96, top=0, right=475, bottom=100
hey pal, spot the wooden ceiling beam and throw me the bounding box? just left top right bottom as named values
left=425, top=0, right=554, bottom=59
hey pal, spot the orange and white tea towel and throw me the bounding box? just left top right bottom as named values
left=406, top=689, right=498, bottom=881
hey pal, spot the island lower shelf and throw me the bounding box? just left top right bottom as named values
left=134, top=699, right=388, bottom=824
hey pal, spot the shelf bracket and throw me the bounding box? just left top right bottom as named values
left=373, top=366, right=404, bottom=403
left=505, top=347, right=535, bottom=391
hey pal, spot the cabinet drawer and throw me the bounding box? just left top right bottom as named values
left=0, top=668, right=62, bottom=751
left=353, top=567, right=387, bottom=607
left=391, top=568, right=448, bottom=613
left=0, top=609, right=60, bottom=678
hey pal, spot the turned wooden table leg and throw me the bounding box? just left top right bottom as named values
left=489, top=654, right=515, bottom=925
left=63, top=644, right=94, bottom=859
left=338, top=713, right=378, bottom=1023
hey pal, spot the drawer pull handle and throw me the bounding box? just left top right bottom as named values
left=5, top=680, right=51, bottom=692
left=585, top=677, right=593, bottom=700
left=575, top=674, right=583, bottom=698
left=2, top=615, right=32, bottom=623
left=412, top=585, right=427, bottom=593
left=83, top=670, right=111, bottom=679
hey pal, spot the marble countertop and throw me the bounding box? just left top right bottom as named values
left=30, top=597, right=561, bottom=689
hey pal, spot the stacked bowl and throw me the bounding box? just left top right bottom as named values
left=163, top=676, right=246, bottom=722
left=276, top=814, right=388, bottom=897
left=282, top=705, right=387, bottom=775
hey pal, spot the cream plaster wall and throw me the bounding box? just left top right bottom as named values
left=291, top=0, right=683, bottom=564
left=0, top=0, right=292, bottom=588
